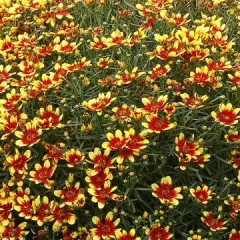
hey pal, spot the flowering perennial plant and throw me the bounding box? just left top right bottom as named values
left=0, top=0, right=240, bottom=239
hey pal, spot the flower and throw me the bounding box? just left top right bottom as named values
left=91, top=212, right=120, bottom=240
left=229, top=229, right=240, bottom=240
left=147, top=224, right=172, bottom=240
left=142, top=95, right=168, bottom=114
left=31, top=196, right=53, bottom=226
left=224, top=195, right=240, bottom=218
left=142, top=115, right=176, bottom=133
left=29, top=160, right=57, bottom=189
left=112, top=104, right=131, bottom=122
left=149, top=64, right=171, bottom=81
left=211, top=103, right=240, bottom=126
left=82, top=92, right=116, bottom=115
left=36, top=105, right=63, bottom=129
left=229, top=150, right=240, bottom=168
left=201, top=212, right=227, bottom=231
left=102, top=130, right=128, bottom=152
left=65, top=149, right=85, bottom=167
left=180, top=93, right=208, bottom=109
left=50, top=203, right=76, bottom=232
left=115, top=229, right=140, bottom=240
left=88, top=148, right=114, bottom=173
left=190, top=185, right=212, bottom=204
left=151, top=176, right=183, bottom=206
left=0, top=222, right=28, bottom=240
left=88, top=180, right=118, bottom=209
left=6, top=149, right=31, bottom=175
left=54, top=174, right=85, bottom=207
left=15, top=121, right=42, bottom=147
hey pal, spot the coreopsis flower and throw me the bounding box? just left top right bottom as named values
left=161, top=11, right=190, bottom=26
left=85, top=168, right=113, bottom=189
left=62, top=227, right=78, bottom=240
left=175, top=133, right=203, bottom=161
left=97, top=57, right=113, bottom=69
left=188, top=66, right=213, bottom=87
left=78, top=227, right=91, bottom=240
left=88, top=180, right=119, bottom=209
left=151, top=176, right=183, bottom=206
left=36, top=105, right=63, bottom=129
left=187, top=235, right=201, bottom=240
left=115, top=229, right=140, bottom=240
left=142, top=95, right=168, bottom=114
left=115, top=67, right=145, bottom=85
left=112, top=104, right=132, bottom=122
left=82, top=92, right=116, bottom=115
left=201, top=212, right=227, bottom=231
left=32, top=196, right=54, bottom=226
left=6, top=149, right=31, bottom=175
left=41, top=3, right=74, bottom=27
left=67, top=58, right=91, bottom=72
left=14, top=194, right=33, bottom=219
left=0, top=88, right=27, bottom=111
left=43, top=142, right=66, bottom=164
left=182, top=46, right=209, bottom=62
left=211, top=103, right=240, bottom=126
left=15, top=120, right=42, bottom=147
left=110, top=29, right=128, bottom=45
left=65, top=149, right=85, bottom=167
left=180, top=93, right=208, bottom=109
left=102, top=130, right=128, bottom=152
left=206, top=57, right=232, bottom=71
left=147, top=224, right=172, bottom=240
left=142, top=115, right=176, bottom=133
left=0, top=221, right=28, bottom=240
left=90, top=37, right=111, bottom=50
left=190, top=185, right=212, bottom=204
left=0, top=115, right=18, bottom=140
left=91, top=211, right=120, bottom=240
left=148, top=64, right=171, bottom=81
left=225, top=130, right=240, bottom=143
left=88, top=148, right=114, bottom=173
left=130, top=27, right=147, bottom=45
left=54, top=174, right=85, bottom=207
left=228, top=71, right=240, bottom=89
left=224, top=195, right=240, bottom=217
left=229, top=150, right=240, bottom=168
left=50, top=203, right=76, bottom=232
left=29, top=160, right=57, bottom=189
left=131, top=107, right=145, bottom=121
left=0, top=201, right=12, bottom=226
left=229, top=229, right=240, bottom=240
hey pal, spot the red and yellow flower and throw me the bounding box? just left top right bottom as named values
left=15, top=120, right=42, bottom=147
left=201, top=212, right=227, bottom=231
left=29, top=160, right=57, bottom=189
left=142, top=115, right=176, bottom=133
left=31, top=196, right=53, bottom=226
left=82, top=92, right=116, bottom=115
left=151, top=176, right=183, bottom=206
left=65, top=149, right=85, bottom=168
left=142, top=95, right=168, bottom=114
left=211, top=103, right=240, bottom=126
left=115, top=229, right=140, bottom=240
left=190, top=185, right=212, bottom=204
left=147, top=224, right=172, bottom=240
left=229, top=229, right=240, bottom=240
left=91, top=212, right=120, bottom=240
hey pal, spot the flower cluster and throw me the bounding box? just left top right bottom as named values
left=0, top=0, right=240, bottom=239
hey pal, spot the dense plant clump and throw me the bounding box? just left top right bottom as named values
left=0, top=0, right=240, bottom=239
